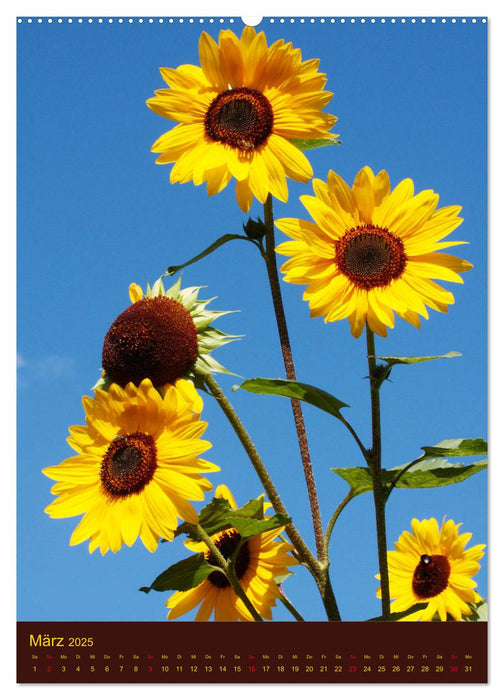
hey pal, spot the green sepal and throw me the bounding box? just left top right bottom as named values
left=236, top=377, right=349, bottom=422
left=273, top=571, right=294, bottom=586
left=243, top=217, right=267, bottom=242
left=92, top=372, right=113, bottom=392
left=139, top=553, right=217, bottom=593
left=289, top=137, right=342, bottom=151
left=164, top=234, right=256, bottom=276
left=368, top=602, right=428, bottom=622
left=332, top=459, right=487, bottom=495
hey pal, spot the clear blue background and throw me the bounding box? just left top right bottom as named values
left=17, top=16, right=487, bottom=622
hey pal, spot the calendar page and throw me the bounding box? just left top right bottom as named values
left=16, top=14, right=488, bottom=684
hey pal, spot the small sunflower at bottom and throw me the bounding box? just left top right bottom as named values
left=97, top=276, right=238, bottom=392
left=166, top=485, right=296, bottom=621
left=377, top=517, right=485, bottom=621
left=43, top=378, right=219, bottom=554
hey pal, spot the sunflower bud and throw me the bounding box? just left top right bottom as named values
left=243, top=217, right=267, bottom=242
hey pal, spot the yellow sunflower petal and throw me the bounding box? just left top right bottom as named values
left=198, top=32, right=226, bottom=88
left=218, top=30, right=244, bottom=87
left=352, top=166, right=376, bottom=223
left=236, top=178, right=255, bottom=212
left=166, top=583, right=209, bottom=619
left=194, top=585, right=219, bottom=621
left=266, top=133, right=312, bottom=182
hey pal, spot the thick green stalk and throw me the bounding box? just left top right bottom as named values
left=262, top=194, right=325, bottom=563
left=315, top=568, right=341, bottom=621
left=365, top=324, right=391, bottom=619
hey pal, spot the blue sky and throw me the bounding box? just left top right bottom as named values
left=17, top=15, right=487, bottom=623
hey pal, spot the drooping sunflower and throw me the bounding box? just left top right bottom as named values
left=166, top=485, right=296, bottom=621
left=377, top=517, right=485, bottom=621
left=146, top=26, right=338, bottom=212
left=275, top=166, right=472, bottom=337
left=97, top=276, right=237, bottom=392
left=43, top=378, right=219, bottom=555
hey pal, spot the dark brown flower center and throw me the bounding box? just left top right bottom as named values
left=206, top=529, right=251, bottom=589
left=204, top=87, right=274, bottom=151
left=335, top=224, right=406, bottom=290
left=101, top=432, right=157, bottom=496
left=102, top=296, right=198, bottom=387
left=412, top=554, right=451, bottom=599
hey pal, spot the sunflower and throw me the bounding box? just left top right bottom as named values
left=97, top=276, right=237, bottom=392
left=43, top=378, right=219, bottom=555
left=166, top=485, right=296, bottom=621
left=376, top=517, right=485, bottom=621
left=146, top=26, right=337, bottom=212
left=275, top=166, right=472, bottom=337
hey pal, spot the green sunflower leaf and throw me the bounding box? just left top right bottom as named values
left=331, top=467, right=374, bottom=496
left=374, top=351, right=462, bottom=366
left=237, top=377, right=349, bottom=422
left=176, top=495, right=290, bottom=543
left=387, top=458, right=487, bottom=489
left=290, top=137, right=342, bottom=151
left=176, top=496, right=274, bottom=540
left=175, top=497, right=236, bottom=539
left=368, top=602, right=428, bottom=622
left=420, top=438, right=487, bottom=457
left=140, top=554, right=216, bottom=593
left=332, top=459, right=487, bottom=494
left=164, top=233, right=255, bottom=276
left=228, top=513, right=291, bottom=539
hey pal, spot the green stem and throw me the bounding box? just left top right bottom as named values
left=365, top=324, right=391, bottom=619
left=324, top=490, right=354, bottom=555
left=278, top=588, right=305, bottom=621
left=315, top=568, right=342, bottom=621
left=339, top=416, right=369, bottom=462
left=196, top=524, right=263, bottom=622
left=384, top=455, right=426, bottom=502
left=203, top=374, right=319, bottom=575
left=262, top=194, right=325, bottom=563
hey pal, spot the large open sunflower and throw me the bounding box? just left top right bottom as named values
left=146, top=26, right=337, bottom=212
left=276, top=166, right=472, bottom=337
left=166, top=485, right=296, bottom=621
left=43, top=379, right=219, bottom=555
left=377, top=517, right=485, bottom=621
left=97, top=276, right=237, bottom=392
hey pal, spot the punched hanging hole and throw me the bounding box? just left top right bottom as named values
left=241, top=16, right=263, bottom=26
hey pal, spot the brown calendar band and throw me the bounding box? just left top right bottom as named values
left=17, top=621, right=487, bottom=684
